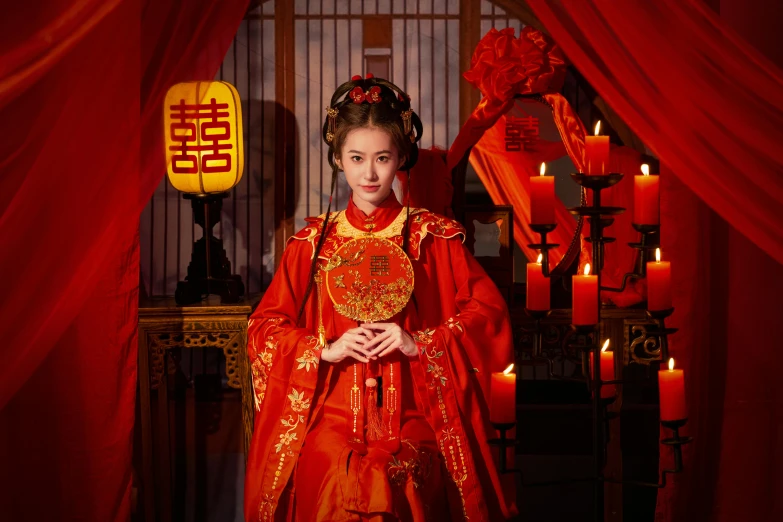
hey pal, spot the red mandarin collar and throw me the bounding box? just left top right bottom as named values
left=345, top=194, right=404, bottom=233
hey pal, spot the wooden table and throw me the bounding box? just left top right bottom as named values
left=137, top=295, right=257, bottom=522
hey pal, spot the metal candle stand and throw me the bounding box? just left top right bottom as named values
left=488, top=422, right=521, bottom=474
left=487, top=171, right=692, bottom=520
left=529, top=223, right=559, bottom=277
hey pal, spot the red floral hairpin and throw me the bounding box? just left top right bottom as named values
left=349, top=85, right=382, bottom=104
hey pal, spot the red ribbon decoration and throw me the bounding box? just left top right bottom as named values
left=463, top=26, right=567, bottom=100
left=448, top=26, right=574, bottom=172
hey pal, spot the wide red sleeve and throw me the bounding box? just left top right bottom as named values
left=408, top=236, right=517, bottom=520
left=244, top=238, right=324, bottom=522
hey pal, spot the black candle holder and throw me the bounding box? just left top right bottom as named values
left=603, top=223, right=661, bottom=292
left=603, top=418, right=692, bottom=489
left=568, top=173, right=625, bottom=273
left=488, top=422, right=521, bottom=474
left=645, top=308, right=678, bottom=362
left=570, top=172, right=624, bottom=190
left=512, top=167, right=691, bottom=519
left=528, top=223, right=559, bottom=276
left=519, top=309, right=587, bottom=382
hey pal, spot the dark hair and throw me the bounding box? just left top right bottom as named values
left=323, top=78, right=423, bottom=171
left=295, top=77, right=423, bottom=323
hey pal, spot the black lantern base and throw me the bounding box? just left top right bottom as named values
left=175, top=192, right=245, bottom=305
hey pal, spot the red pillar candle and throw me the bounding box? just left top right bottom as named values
left=590, top=340, right=616, bottom=398
left=633, top=164, right=660, bottom=225
left=658, top=358, right=687, bottom=421
left=572, top=263, right=598, bottom=325
left=584, top=121, right=610, bottom=175
left=530, top=162, right=555, bottom=224
left=647, top=248, right=672, bottom=311
left=490, top=364, right=516, bottom=424
left=526, top=254, right=550, bottom=311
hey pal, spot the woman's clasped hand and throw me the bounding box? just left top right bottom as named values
left=320, top=323, right=417, bottom=363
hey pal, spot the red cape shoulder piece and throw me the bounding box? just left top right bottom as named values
left=287, top=209, right=465, bottom=261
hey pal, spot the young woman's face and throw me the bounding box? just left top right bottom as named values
left=336, top=126, right=403, bottom=213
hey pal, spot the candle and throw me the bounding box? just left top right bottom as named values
left=647, top=248, right=672, bottom=311
left=590, top=339, right=616, bottom=398
left=572, top=263, right=598, bottom=325
left=530, top=162, right=555, bottom=224
left=584, top=121, right=610, bottom=175
left=658, top=358, right=687, bottom=421
left=490, top=364, right=517, bottom=424
left=633, top=164, right=660, bottom=225
left=526, top=254, right=550, bottom=311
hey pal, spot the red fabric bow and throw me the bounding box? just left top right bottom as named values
left=463, top=27, right=567, bottom=101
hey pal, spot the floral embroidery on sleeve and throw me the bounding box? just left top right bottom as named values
left=295, top=350, right=319, bottom=372
left=251, top=334, right=279, bottom=411
left=412, top=328, right=436, bottom=348
left=275, top=416, right=301, bottom=454
left=423, top=346, right=447, bottom=387
left=274, top=389, right=310, bottom=454
left=295, top=336, right=320, bottom=372
left=445, top=316, right=463, bottom=333
left=287, top=388, right=311, bottom=412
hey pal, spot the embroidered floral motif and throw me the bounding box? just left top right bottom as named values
left=446, top=317, right=464, bottom=333
left=276, top=431, right=297, bottom=452
left=276, top=414, right=303, bottom=453
left=412, top=328, right=436, bottom=347
left=257, top=494, right=275, bottom=522
left=424, top=348, right=447, bottom=387
left=287, top=389, right=311, bottom=412
left=387, top=440, right=432, bottom=489
left=251, top=332, right=279, bottom=411
left=295, top=349, right=319, bottom=372
left=251, top=359, right=268, bottom=410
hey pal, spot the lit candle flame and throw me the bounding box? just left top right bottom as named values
left=655, top=248, right=661, bottom=263
left=536, top=253, right=543, bottom=264
left=641, top=164, right=650, bottom=176
left=583, top=263, right=591, bottom=276
left=503, top=363, right=515, bottom=375
left=594, top=120, right=602, bottom=136
left=539, top=162, right=546, bottom=176
left=668, top=358, right=675, bottom=371
left=601, top=339, right=610, bottom=352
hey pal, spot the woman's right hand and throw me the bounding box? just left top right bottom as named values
left=320, top=327, right=375, bottom=363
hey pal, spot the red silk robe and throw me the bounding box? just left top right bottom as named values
left=244, top=195, right=516, bottom=521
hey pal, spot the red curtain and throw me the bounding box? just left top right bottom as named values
left=526, top=0, right=783, bottom=265
left=0, top=1, right=247, bottom=520
left=525, top=1, right=783, bottom=521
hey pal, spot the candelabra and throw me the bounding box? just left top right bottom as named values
left=488, top=171, right=692, bottom=522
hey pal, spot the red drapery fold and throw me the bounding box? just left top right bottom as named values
left=527, top=0, right=783, bottom=265
left=0, top=1, right=248, bottom=520
left=525, top=1, right=783, bottom=521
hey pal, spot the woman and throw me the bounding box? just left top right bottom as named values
left=244, top=75, right=516, bottom=521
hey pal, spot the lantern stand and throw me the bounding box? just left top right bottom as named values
left=175, top=192, right=245, bottom=305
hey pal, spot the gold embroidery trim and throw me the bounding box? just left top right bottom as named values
left=335, top=208, right=424, bottom=239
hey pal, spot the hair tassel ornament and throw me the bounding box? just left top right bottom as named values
left=325, top=106, right=339, bottom=143
left=401, top=108, right=414, bottom=142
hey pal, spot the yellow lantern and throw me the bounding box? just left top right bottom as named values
left=164, top=81, right=244, bottom=194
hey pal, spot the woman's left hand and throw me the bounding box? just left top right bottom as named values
left=362, top=323, right=418, bottom=359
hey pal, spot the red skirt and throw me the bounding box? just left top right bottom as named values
left=293, top=358, right=450, bottom=522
